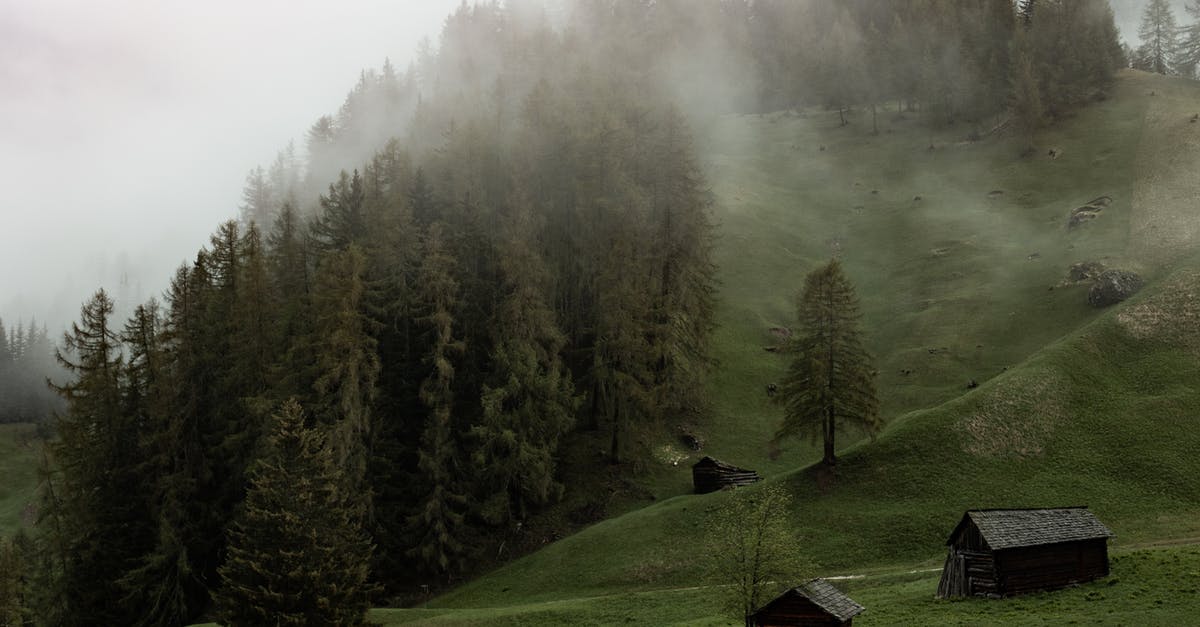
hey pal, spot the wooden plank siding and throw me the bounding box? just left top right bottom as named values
left=937, top=509, right=1112, bottom=599
left=995, top=539, right=1110, bottom=595
left=692, top=456, right=761, bottom=494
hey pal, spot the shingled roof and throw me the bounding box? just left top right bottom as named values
left=949, top=507, right=1114, bottom=550
left=797, top=578, right=865, bottom=621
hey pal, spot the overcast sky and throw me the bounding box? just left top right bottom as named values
left=1, top=0, right=1194, bottom=333
left=0, top=0, right=460, bottom=331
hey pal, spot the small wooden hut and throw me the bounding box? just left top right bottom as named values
left=691, top=456, right=761, bottom=494
left=752, top=578, right=865, bottom=627
left=936, top=507, right=1113, bottom=598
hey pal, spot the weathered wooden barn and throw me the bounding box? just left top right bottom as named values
left=752, top=578, right=865, bottom=627
left=935, top=507, right=1113, bottom=598
left=691, top=456, right=761, bottom=493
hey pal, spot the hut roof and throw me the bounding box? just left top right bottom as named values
left=949, top=507, right=1114, bottom=550
left=757, top=579, right=865, bottom=622
left=691, top=456, right=753, bottom=473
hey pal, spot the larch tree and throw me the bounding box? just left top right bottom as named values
left=1136, top=0, right=1179, bottom=74
left=774, top=259, right=880, bottom=468
left=1178, top=1, right=1200, bottom=78
left=215, top=399, right=374, bottom=626
left=44, top=290, right=149, bottom=625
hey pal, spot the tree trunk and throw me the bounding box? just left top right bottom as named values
left=871, top=102, right=878, bottom=135
left=838, top=106, right=847, bottom=127
left=823, top=435, right=837, bottom=466
left=824, top=408, right=837, bottom=467
left=610, top=404, right=621, bottom=465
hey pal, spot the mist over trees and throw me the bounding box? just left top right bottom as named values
left=22, top=0, right=1146, bottom=622
left=0, top=317, right=61, bottom=425
left=1136, top=0, right=1181, bottom=73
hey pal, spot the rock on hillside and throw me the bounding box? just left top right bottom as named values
left=1088, top=269, right=1143, bottom=307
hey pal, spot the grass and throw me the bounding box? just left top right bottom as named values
left=0, top=423, right=41, bottom=535
left=370, top=544, right=1200, bottom=625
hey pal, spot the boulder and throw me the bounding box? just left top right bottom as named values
left=1067, top=261, right=1106, bottom=283
left=1087, top=269, right=1143, bottom=307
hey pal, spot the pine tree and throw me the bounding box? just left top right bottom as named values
left=774, top=260, right=880, bottom=468
left=1136, top=0, right=1179, bottom=74
left=215, top=399, right=374, bottom=626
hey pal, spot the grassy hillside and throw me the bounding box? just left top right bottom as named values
left=397, top=70, right=1200, bottom=621
left=638, top=70, right=1158, bottom=497
left=0, top=423, right=41, bottom=535
left=374, top=544, right=1200, bottom=625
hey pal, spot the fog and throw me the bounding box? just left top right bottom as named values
left=1110, top=0, right=1193, bottom=42
left=0, top=0, right=461, bottom=332
left=2, top=0, right=1195, bottom=334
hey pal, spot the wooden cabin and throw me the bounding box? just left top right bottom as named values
left=936, top=507, right=1113, bottom=598
left=691, top=456, right=761, bottom=494
left=752, top=578, right=865, bottom=627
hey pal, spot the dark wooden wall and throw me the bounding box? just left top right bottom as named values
left=692, top=465, right=760, bottom=494
left=995, top=539, right=1109, bottom=595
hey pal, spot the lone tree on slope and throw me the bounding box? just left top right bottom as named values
left=774, top=259, right=881, bottom=468
left=1136, top=0, right=1179, bottom=75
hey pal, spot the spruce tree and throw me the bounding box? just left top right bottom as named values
left=408, top=223, right=470, bottom=580
left=774, top=260, right=880, bottom=468
left=216, top=399, right=374, bottom=626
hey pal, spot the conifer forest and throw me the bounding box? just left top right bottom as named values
left=6, top=1, right=1200, bottom=625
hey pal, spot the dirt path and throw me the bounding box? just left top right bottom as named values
left=1128, top=77, right=1200, bottom=268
